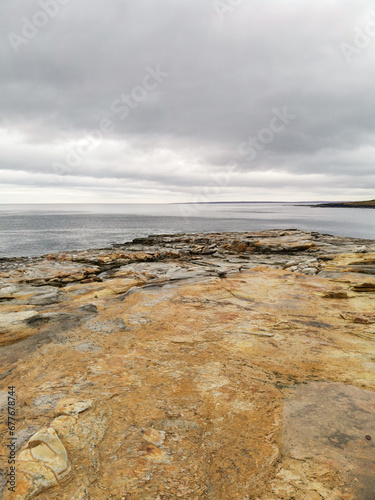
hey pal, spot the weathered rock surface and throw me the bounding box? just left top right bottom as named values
left=0, top=230, right=374, bottom=499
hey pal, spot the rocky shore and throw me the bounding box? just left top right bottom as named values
left=0, top=229, right=374, bottom=499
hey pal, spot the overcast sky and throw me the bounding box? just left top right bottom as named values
left=1, top=0, right=375, bottom=203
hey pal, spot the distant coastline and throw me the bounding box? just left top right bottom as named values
left=313, top=200, right=375, bottom=209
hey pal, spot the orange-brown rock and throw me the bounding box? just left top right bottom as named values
left=0, top=230, right=374, bottom=499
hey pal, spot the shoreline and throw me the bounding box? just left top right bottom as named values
left=1, top=227, right=375, bottom=267
left=1, top=229, right=374, bottom=498
left=0, top=229, right=375, bottom=276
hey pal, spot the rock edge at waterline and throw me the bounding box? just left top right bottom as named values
left=0, top=229, right=374, bottom=499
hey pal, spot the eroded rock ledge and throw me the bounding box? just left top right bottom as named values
left=0, top=230, right=374, bottom=499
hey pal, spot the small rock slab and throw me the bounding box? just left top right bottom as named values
left=283, top=382, right=375, bottom=499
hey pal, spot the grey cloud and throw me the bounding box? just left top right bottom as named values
left=1, top=0, right=375, bottom=202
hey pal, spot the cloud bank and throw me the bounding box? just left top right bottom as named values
left=1, top=0, right=375, bottom=203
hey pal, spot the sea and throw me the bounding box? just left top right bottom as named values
left=0, top=203, right=374, bottom=258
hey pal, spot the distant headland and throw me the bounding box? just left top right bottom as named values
left=314, top=199, right=375, bottom=208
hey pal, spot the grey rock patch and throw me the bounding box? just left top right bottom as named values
left=33, top=393, right=66, bottom=410
left=0, top=285, right=64, bottom=306
left=25, top=312, right=80, bottom=328
left=0, top=284, right=29, bottom=297
left=14, top=425, right=41, bottom=451
left=25, top=305, right=98, bottom=332
left=127, top=315, right=150, bottom=326
left=0, top=391, right=8, bottom=413
left=86, top=318, right=127, bottom=334
left=350, top=264, right=375, bottom=275
left=26, top=287, right=65, bottom=305
left=283, top=382, right=375, bottom=500
left=74, top=342, right=101, bottom=352
left=0, top=367, right=15, bottom=381
left=0, top=469, right=6, bottom=499
left=77, top=304, right=98, bottom=314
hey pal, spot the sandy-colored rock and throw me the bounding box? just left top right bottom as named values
left=55, top=398, right=93, bottom=416
left=0, top=311, right=39, bottom=346
left=0, top=230, right=374, bottom=499
left=282, top=382, right=375, bottom=499
left=6, top=427, right=70, bottom=499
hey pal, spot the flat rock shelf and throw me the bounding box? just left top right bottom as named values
left=0, top=229, right=374, bottom=499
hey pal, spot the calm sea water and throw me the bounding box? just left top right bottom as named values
left=0, top=203, right=374, bottom=258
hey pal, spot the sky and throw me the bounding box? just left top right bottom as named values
left=1, top=0, right=375, bottom=203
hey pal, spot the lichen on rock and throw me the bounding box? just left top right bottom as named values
left=0, top=230, right=374, bottom=498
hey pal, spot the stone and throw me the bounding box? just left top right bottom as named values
left=0, top=230, right=375, bottom=498
left=55, top=398, right=93, bottom=416
left=77, top=304, right=98, bottom=314
left=74, top=342, right=101, bottom=352
left=70, top=486, right=91, bottom=499
left=143, top=428, right=166, bottom=447
left=0, top=310, right=38, bottom=330
left=27, top=287, right=64, bottom=306
left=6, top=427, right=70, bottom=499
left=322, top=291, right=349, bottom=299
left=352, top=282, right=375, bottom=292
left=283, top=383, right=375, bottom=499
left=0, top=311, right=39, bottom=346
left=301, top=267, right=318, bottom=275
left=33, top=393, right=65, bottom=410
